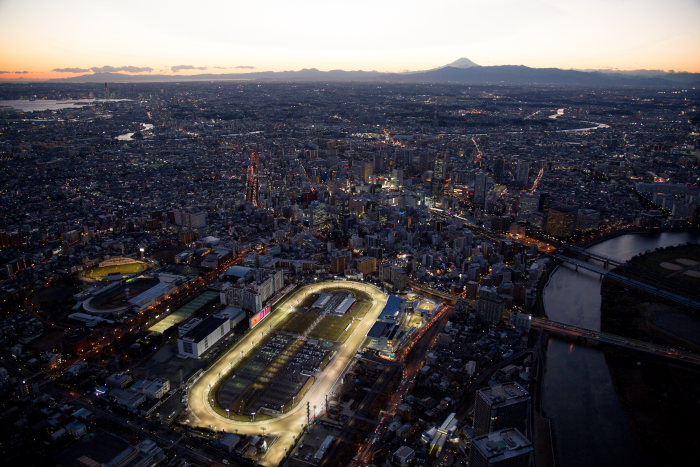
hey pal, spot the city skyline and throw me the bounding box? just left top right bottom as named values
left=1, top=0, right=700, bottom=465
left=1, top=0, right=700, bottom=81
left=1, top=72, right=699, bottom=466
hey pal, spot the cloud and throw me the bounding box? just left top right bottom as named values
left=235, top=65, right=255, bottom=69
left=0, top=71, right=9, bottom=74
left=53, top=67, right=90, bottom=73
left=171, top=64, right=208, bottom=72
left=14, top=71, right=29, bottom=74
left=90, top=65, right=153, bottom=73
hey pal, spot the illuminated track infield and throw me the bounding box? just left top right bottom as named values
left=186, top=280, right=388, bottom=466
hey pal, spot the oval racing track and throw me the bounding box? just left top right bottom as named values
left=186, top=280, right=388, bottom=466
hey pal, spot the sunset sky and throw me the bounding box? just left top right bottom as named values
left=1, top=0, right=699, bottom=80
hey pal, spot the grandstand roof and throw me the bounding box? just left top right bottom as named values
left=379, top=295, right=403, bottom=322
left=368, top=321, right=398, bottom=339
left=128, top=282, right=173, bottom=308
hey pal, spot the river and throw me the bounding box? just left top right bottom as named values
left=541, top=231, right=700, bottom=467
left=116, top=123, right=155, bottom=140
left=0, top=98, right=128, bottom=112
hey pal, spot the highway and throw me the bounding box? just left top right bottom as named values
left=409, top=277, right=700, bottom=365
left=531, top=317, right=700, bottom=366
left=186, top=280, right=388, bottom=466
left=554, top=254, right=700, bottom=310
left=424, top=206, right=700, bottom=364
left=563, top=246, right=624, bottom=268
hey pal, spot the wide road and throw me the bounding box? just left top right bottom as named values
left=186, top=280, right=388, bottom=466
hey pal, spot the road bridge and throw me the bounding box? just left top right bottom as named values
left=554, top=254, right=700, bottom=310
left=562, top=246, right=625, bottom=269
left=531, top=317, right=700, bottom=366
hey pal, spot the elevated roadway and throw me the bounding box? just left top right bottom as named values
left=409, top=281, right=459, bottom=304
left=562, top=245, right=624, bottom=269
left=186, top=280, right=388, bottom=466
left=554, top=254, right=700, bottom=310
left=531, top=317, right=700, bottom=366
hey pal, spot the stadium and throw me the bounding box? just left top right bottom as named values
left=82, top=257, right=150, bottom=281
left=186, top=280, right=389, bottom=466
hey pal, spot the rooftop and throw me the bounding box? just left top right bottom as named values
left=223, top=265, right=253, bottom=279
left=367, top=321, right=399, bottom=339
left=148, top=290, right=219, bottom=334
left=378, top=295, right=403, bottom=321
left=182, top=315, right=228, bottom=343
left=127, top=281, right=173, bottom=307
left=472, top=428, right=532, bottom=462
left=478, top=382, right=530, bottom=406
left=56, top=430, right=134, bottom=467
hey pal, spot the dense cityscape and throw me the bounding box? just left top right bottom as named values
left=0, top=76, right=699, bottom=467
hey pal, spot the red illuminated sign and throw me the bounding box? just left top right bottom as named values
left=249, top=305, right=271, bottom=328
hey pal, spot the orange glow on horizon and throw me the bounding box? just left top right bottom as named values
left=1, top=1, right=699, bottom=79
left=1, top=62, right=699, bottom=83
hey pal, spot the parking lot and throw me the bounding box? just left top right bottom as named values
left=216, top=334, right=330, bottom=417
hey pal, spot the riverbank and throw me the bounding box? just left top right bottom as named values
left=534, top=258, right=558, bottom=319
left=604, top=349, right=700, bottom=467
left=537, top=233, right=700, bottom=467
left=600, top=243, right=700, bottom=348
left=599, top=244, right=700, bottom=466
left=530, top=260, right=559, bottom=467
left=530, top=332, right=556, bottom=467
left=579, top=226, right=700, bottom=249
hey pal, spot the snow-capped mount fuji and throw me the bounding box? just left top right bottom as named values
left=46, top=57, right=700, bottom=87
left=443, top=57, right=480, bottom=69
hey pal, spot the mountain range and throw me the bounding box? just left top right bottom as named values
left=47, top=58, right=700, bottom=87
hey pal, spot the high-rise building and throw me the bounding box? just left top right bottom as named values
left=379, top=262, right=392, bottom=283
left=474, top=172, right=488, bottom=206
left=431, top=153, right=446, bottom=200
left=477, top=295, right=505, bottom=323
left=545, top=205, right=578, bottom=238
left=493, top=157, right=505, bottom=184
left=373, top=152, right=384, bottom=172
left=518, top=193, right=540, bottom=216
left=433, top=153, right=446, bottom=180
left=473, top=382, right=530, bottom=435
left=469, top=428, right=533, bottom=467
left=515, top=161, right=530, bottom=188
left=356, top=256, right=378, bottom=275
left=639, top=210, right=664, bottom=228
left=182, top=209, right=207, bottom=229
left=362, top=161, right=374, bottom=184
left=390, top=266, right=408, bottom=290
left=331, top=253, right=348, bottom=274
left=576, top=208, right=600, bottom=231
